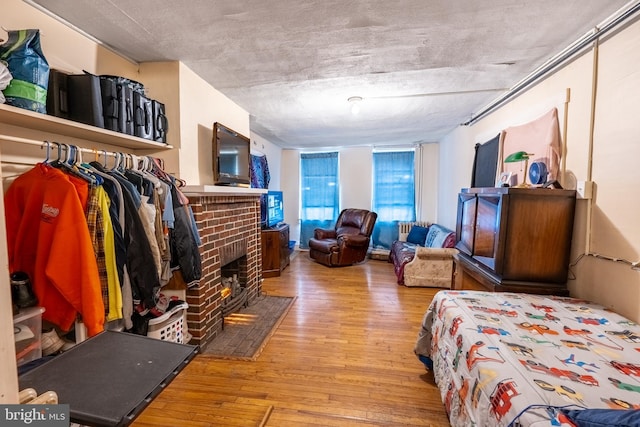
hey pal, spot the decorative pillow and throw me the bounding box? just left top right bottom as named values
left=424, top=224, right=455, bottom=248
left=406, top=226, right=429, bottom=245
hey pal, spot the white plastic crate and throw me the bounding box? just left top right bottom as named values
left=147, top=302, right=188, bottom=343
left=14, top=306, right=45, bottom=366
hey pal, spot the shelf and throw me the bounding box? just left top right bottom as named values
left=182, top=185, right=266, bottom=196
left=0, top=103, right=173, bottom=150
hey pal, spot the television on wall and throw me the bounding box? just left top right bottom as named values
left=265, top=190, right=284, bottom=228
left=212, top=122, right=250, bottom=186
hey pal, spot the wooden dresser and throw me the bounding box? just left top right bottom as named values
left=261, top=223, right=290, bottom=278
left=453, top=187, right=576, bottom=295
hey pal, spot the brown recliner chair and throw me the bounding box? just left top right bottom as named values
left=308, top=209, right=378, bottom=267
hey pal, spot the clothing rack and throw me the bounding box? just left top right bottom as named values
left=0, top=134, right=160, bottom=169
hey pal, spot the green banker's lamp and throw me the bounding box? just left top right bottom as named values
left=504, top=151, right=534, bottom=188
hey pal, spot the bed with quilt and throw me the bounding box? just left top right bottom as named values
left=415, top=290, right=640, bottom=427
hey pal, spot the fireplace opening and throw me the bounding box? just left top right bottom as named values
left=221, top=256, right=248, bottom=320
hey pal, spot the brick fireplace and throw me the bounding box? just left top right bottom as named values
left=183, top=187, right=265, bottom=347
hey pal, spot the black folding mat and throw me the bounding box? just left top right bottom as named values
left=19, top=330, right=198, bottom=427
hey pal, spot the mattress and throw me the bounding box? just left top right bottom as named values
left=415, top=290, right=640, bottom=426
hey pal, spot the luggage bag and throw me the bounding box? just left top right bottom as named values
left=67, top=73, right=104, bottom=129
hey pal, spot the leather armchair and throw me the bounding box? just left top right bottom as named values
left=308, top=209, right=377, bottom=267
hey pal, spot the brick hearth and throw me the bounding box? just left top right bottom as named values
left=185, top=191, right=263, bottom=347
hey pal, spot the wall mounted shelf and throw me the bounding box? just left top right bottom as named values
left=0, top=103, right=173, bottom=150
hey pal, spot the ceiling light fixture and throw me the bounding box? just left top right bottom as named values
left=348, top=96, right=363, bottom=115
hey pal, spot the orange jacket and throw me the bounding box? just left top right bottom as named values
left=5, top=164, right=105, bottom=336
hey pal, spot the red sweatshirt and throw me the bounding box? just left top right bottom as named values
left=5, top=164, right=104, bottom=336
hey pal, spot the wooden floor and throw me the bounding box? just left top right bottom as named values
left=132, top=253, right=450, bottom=427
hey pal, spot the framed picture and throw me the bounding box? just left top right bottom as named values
left=496, top=171, right=514, bottom=187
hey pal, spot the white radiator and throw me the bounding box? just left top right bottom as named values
left=398, top=221, right=431, bottom=242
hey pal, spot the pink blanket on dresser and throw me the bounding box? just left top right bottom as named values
left=416, top=290, right=640, bottom=426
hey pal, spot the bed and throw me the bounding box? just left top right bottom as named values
left=415, top=290, right=640, bottom=426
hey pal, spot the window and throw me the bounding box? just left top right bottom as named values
left=371, top=150, right=416, bottom=249
left=299, top=152, right=339, bottom=249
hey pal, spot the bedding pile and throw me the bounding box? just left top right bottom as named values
left=415, top=290, right=640, bottom=426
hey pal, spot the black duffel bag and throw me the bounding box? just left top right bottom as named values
left=67, top=71, right=104, bottom=129
left=133, top=91, right=153, bottom=140
left=152, top=100, right=168, bottom=144
left=100, top=75, right=145, bottom=136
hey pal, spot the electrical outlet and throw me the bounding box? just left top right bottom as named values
left=577, top=180, right=594, bottom=199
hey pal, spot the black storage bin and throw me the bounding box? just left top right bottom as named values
left=67, top=73, right=104, bottom=128
left=99, top=75, right=143, bottom=136
left=46, top=69, right=70, bottom=119
left=133, top=91, right=153, bottom=140
left=100, top=77, right=121, bottom=132
left=152, top=100, right=168, bottom=143
left=121, top=84, right=135, bottom=136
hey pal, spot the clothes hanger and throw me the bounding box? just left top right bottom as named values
left=130, top=153, right=140, bottom=171
left=126, top=153, right=145, bottom=177
left=111, top=152, right=125, bottom=174
left=149, top=156, right=172, bottom=182
left=101, top=150, right=108, bottom=168
left=52, top=141, right=63, bottom=164
left=138, top=155, right=161, bottom=185
left=125, top=153, right=135, bottom=171
left=140, top=156, right=150, bottom=172
left=49, top=142, right=76, bottom=170
left=74, top=145, right=103, bottom=185
left=41, top=141, right=52, bottom=164
left=48, top=142, right=74, bottom=171
left=57, top=144, right=99, bottom=185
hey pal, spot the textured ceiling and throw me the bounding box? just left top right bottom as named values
left=29, top=0, right=631, bottom=148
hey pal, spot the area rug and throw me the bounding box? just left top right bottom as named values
left=202, top=294, right=296, bottom=361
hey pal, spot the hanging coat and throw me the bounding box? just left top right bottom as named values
left=5, top=164, right=105, bottom=336
left=169, top=184, right=201, bottom=285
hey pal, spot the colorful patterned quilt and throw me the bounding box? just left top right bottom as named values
left=415, top=290, right=640, bottom=426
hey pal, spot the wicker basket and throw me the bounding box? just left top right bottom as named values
left=147, top=302, right=188, bottom=343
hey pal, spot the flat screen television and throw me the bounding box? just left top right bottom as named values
left=265, top=190, right=284, bottom=228
left=212, top=122, right=250, bottom=186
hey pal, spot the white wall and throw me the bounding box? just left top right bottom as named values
left=437, top=21, right=640, bottom=321
left=417, top=143, right=440, bottom=223
left=176, top=63, right=249, bottom=185
left=339, top=147, right=373, bottom=210
left=138, top=61, right=181, bottom=177
left=583, top=22, right=640, bottom=318
left=281, top=149, right=300, bottom=243
left=436, top=125, right=473, bottom=231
